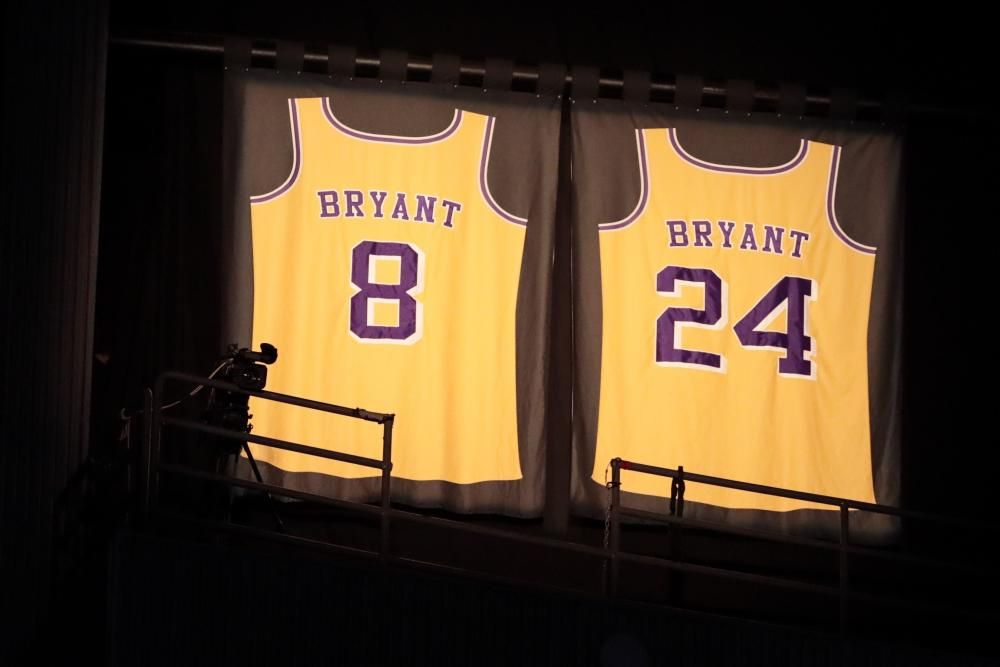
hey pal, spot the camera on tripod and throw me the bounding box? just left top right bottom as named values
left=204, top=343, right=278, bottom=454
left=225, top=342, right=278, bottom=391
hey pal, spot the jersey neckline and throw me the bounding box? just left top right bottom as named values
left=667, top=127, right=808, bottom=175
left=322, top=97, right=463, bottom=144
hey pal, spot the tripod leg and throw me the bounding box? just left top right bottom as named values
left=241, top=441, right=286, bottom=533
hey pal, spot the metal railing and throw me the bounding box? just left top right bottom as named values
left=140, top=372, right=997, bottom=638
left=605, top=458, right=996, bottom=634
left=142, top=373, right=615, bottom=571
left=144, top=371, right=395, bottom=556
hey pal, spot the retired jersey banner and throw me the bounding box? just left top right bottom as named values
left=571, top=106, right=902, bottom=537
left=224, top=71, right=559, bottom=515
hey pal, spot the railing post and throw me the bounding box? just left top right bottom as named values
left=380, top=415, right=395, bottom=562
left=610, top=458, right=622, bottom=596
left=667, top=465, right=685, bottom=605
left=669, top=465, right=686, bottom=517
left=150, top=376, right=166, bottom=511
left=839, top=501, right=850, bottom=635
left=139, top=387, right=153, bottom=516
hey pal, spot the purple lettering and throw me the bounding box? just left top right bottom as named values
left=666, top=220, right=689, bottom=247
left=656, top=266, right=725, bottom=370
left=734, top=276, right=814, bottom=377
left=317, top=190, right=340, bottom=218
left=369, top=190, right=388, bottom=218
left=350, top=241, right=422, bottom=343
left=718, top=220, right=736, bottom=248
left=692, top=220, right=713, bottom=247
left=414, top=194, right=437, bottom=223
left=345, top=190, right=364, bottom=217
left=391, top=193, right=410, bottom=220
left=762, top=225, right=784, bottom=254
left=440, top=199, right=462, bottom=228
left=789, top=230, right=810, bottom=258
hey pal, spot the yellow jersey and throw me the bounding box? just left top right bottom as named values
left=247, top=97, right=526, bottom=483
left=593, top=127, right=877, bottom=511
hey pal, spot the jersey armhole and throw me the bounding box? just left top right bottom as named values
left=597, top=128, right=649, bottom=232
left=826, top=145, right=877, bottom=255
left=479, top=115, right=529, bottom=227
left=249, top=98, right=302, bottom=205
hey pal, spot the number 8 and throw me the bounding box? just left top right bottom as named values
left=350, top=240, right=424, bottom=345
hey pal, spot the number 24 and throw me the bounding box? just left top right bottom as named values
left=656, top=266, right=815, bottom=378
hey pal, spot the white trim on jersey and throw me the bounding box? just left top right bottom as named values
left=479, top=116, right=529, bottom=227
left=668, top=127, right=809, bottom=175
left=598, top=129, right=650, bottom=232
left=323, top=97, right=463, bottom=145
left=826, top=146, right=878, bottom=255
left=249, top=98, right=302, bottom=205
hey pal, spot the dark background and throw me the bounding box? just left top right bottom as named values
left=3, top=2, right=998, bottom=663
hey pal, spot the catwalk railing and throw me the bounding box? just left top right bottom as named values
left=140, top=372, right=997, bottom=637
left=604, top=459, right=994, bottom=635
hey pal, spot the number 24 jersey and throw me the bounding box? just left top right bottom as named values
left=593, top=128, right=877, bottom=511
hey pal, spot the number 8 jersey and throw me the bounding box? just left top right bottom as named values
left=248, top=97, right=526, bottom=483
left=593, top=128, right=877, bottom=511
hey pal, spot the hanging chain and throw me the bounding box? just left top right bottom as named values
left=601, top=471, right=613, bottom=588
left=602, top=485, right=613, bottom=551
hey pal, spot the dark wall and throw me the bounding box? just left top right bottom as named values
left=4, top=2, right=998, bottom=662
left=111, top=529, right=995, bottom=666
left=111, top=4, right=984, bottom=105
left=98, top=5, right=1000, bottom=518
left=1, top=0, right=108, bottom=660
left=901, top=115, right=999, bottom=519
